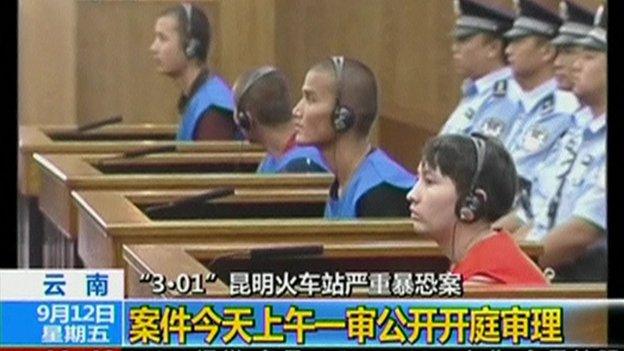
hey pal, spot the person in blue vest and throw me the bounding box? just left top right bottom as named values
left=292, top=57, right=416, bottom=219
left=232, top=66, right=329, bottom=174
left=150, top=3, right=237, bottom=141
left=440, top=0, right=522, bottom=143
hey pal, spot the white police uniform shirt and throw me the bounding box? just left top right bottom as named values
left=440, top=67, right=521, bottom=141
left=528, top=112, right=606, bottom=240
left=517, top=106, right=591, bottom=227
left=506, top=78, right=580, bottom=181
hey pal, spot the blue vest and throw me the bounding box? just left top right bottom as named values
left=324, top=149, right=416, bottom=219
left=257, top=145, right=330, bottom=173
left=176, top=75, right=235, bottom=141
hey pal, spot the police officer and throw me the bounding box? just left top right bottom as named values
left=503, top=0, right=580, bottom=220
left=440, top=0, right=521, bottom=143
left=530, top=3, right=607, bottom=281
left=515, top=0, right=597, bottom=225
left=551, top=0, right=595, bottom=92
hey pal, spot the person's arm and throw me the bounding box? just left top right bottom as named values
left=539, top=167, right=606, bottom=269
left=356, top=183, right=411, bottom=218
left=539, top=218, right=603, bottom=269
left=193, top=107, right=237, bottom=140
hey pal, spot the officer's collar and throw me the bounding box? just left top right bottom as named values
left=587, top=113, right=606, bottom=134
left=518, top=78, right=558, bottom=112
left=473, top=66, right=513, bottom=94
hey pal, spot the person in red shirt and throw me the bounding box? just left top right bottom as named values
left=406, top=134, right=548, bottom=285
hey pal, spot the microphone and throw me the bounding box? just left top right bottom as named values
left=119, top=145, right=178, bottom=159
left=143, top=187, right=235, bottom=216
left=75, top=115, right=123, bottom=133
left=96, top=145, right=178, bottom=166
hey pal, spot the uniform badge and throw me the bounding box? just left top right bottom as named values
left=540, top=94, right=555, bottom=115
left=481, top=118, right=505, bottom=139
left=493, top=80, right=508, bottom=97
left=523, top=127, right=548, bottom=153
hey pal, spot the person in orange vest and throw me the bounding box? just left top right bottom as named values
left=407, top=134, right=548, bottom=285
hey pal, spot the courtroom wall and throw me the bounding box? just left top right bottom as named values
left=18, top=0, right=77, bottom=125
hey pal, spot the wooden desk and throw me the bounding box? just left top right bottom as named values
left=20, top=125, right=263, bottom=197
left=73, top=190, right=542, bottom=272
left=31, top=151, right=266, bottom=268
left=18, top=124, right=263, bottom=267
left=36, top=153, right=332, bottom=237
left=34, top=153, right=332, bottom=268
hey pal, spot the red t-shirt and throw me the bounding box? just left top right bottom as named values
left=452, top=230, right=548, bottom=286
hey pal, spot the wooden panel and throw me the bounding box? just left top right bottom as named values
left=18, top=0, right=77, bottom=125
left=378, top=117, right=435, bottom=174
left=217, top=0, right=276, bottom=82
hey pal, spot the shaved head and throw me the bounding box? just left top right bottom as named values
left=233, top=68, right=292, bottom=126
left=310, top=57, right=379, bottom=136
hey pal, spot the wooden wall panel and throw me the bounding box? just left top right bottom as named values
left=217, top=0, right=276, bottom=83
left=18, top=0, right=77, bottom=125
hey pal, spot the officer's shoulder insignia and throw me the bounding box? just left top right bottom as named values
left=539, top=94, right=555, bottom=115
left=492, top=79, right=508, bottom=97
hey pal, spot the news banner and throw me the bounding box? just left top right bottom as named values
left=0, top=270, right=621, bottom=350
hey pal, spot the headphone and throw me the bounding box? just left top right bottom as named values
left=235, top=66, right=279, bottom=132
left=456, top=135, right=488, bottom=223
left=182, top=3, right=201, bottom=59
left=330, top=56, right=356, bottom=133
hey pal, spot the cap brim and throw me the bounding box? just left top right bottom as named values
left=453, top=27, right=484, bottom=40
left=551, top=34, right=583, bottom=47
left=574, top=36, right=607, bottom=51
left=503, top=27, right=533, bottom=40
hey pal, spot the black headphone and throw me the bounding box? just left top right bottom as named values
left=182, top=3, right=201, bottom=59
left=330, top=56, right=356, bottom=133
left=456, top=135, right=488, bottom=223
left=235, top=66, right=278, bottom=132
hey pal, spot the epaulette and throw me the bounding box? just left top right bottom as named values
left=492, top=79, right=508, bottom=97
left=539, top=94, right=555, bottom=115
